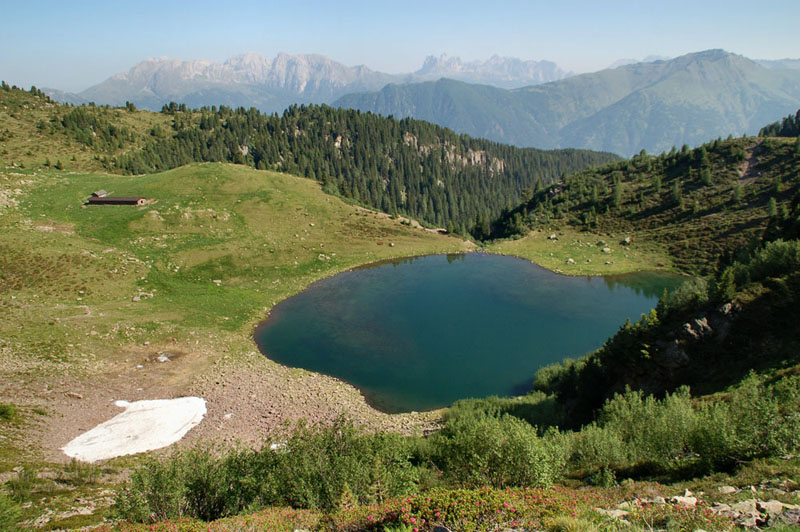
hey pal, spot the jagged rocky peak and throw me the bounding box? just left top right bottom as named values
left=414, top=53, right=571, bottom=87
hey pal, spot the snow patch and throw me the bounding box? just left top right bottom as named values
left=61, top=397, right=206, bottom=462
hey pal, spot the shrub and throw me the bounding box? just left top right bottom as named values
left=433, top=412, right=564, bottom=488
left=116, top=450, right=191, bottom=523
left=118, top=417, right=419, bottom=522
left=735, top=239, right=800, bottom=285
left=0, top=403, right=17, bottom=421
left=570, top=423, right=627, bottom=474
left=275, top=417, right=418, bottom=510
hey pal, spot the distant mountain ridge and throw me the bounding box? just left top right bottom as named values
left=412, top=54, right=571, bottom=88
left=56, top=52, right=397, bottom=112
left=44, top=52, right=570, bottom=112
left=336, top=50, right=800, bottom=156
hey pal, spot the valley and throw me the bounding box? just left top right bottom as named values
left=0, top=71, right=799, bottom=532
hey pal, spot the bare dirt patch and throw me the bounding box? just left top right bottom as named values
left=738, top=139, right=765, bottom=185
left=4, top=342, right=439, bottom=463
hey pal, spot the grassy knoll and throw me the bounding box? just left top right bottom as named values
left=488, top=228, right=674, bottom=276
left=0, top=159, right=471, bottom=393
left=0, top=161, right=471, bottom=529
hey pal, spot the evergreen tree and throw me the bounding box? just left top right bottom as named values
left=671, top=180, right=682, bottom=207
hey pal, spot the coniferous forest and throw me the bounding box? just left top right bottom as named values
left=50, top=100, right=617, bottom=236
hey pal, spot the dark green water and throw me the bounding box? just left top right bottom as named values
left=254, top=253, right=684, bottom=413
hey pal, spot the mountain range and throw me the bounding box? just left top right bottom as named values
left=42, top=50, right=800, bottom=157
left=43, top=52, right=570, bottom=112
left=337, top=50, right=800, bottom=156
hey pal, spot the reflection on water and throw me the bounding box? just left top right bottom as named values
left=603, top=272, right=685, bottom=298
left=255, top=253, right=685, bottom=413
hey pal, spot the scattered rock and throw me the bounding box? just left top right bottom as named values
left=566, top=258, right=575, bottom=264
left=774, top=507, right=800, bottom=525
left=718, top=485, right=738, bottom=494
left=66, top=392, right=83, bottom=400
left=669, top=495, right=697, bottom=507
left=602, top=247, right=612, bottom=253
left=212, top=279, right=222, bottom=286
left=595, top=508, right=629, bottom=519
left=548, top=233, right=558, bottom=240
left=156, top=354, right=171, bottom=363
left=758, top=499, right=786, bottom=516
left=621, top=236, right=633, bottom=245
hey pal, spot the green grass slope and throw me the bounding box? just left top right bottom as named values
left=0, top=161, right=472, bottom=378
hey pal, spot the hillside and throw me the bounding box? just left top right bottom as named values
left=336, top=50, right=800, bottom=156
left=490, top=135, right=800, bottom=275
left=0, top=84, right=617, bottom=236
left=0, top=145, right=479, bottom=528
left=481, top=125, right=800, bottom=425
left=2, top=85, right=800, bottom=531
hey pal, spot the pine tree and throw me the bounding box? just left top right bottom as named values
left=671, top=180, right=682, bottom=208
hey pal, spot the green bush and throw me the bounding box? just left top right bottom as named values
left=116, top=450, right=191, bottom=523
left=433, top=411, right=564, bottom=488
left=570, top=423, right=627, bottom=473
left=446, top=391, right=565, bottom=432
left=118, top=417, right=419, bottom=522
left=570, top=375, right=800, bottom=478
left=275, top=417, right=418, bottom=511
left=732, top=239, right=800, bottom=285
left=0, top=403, right=17, bottom=421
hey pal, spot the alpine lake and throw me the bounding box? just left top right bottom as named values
left=254, top=253, right=685, bottom=413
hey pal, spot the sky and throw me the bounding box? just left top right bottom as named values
left=1, top=0, right=799, bottom=92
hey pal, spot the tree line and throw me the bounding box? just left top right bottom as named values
left=105, top=103, right=617, bottom=236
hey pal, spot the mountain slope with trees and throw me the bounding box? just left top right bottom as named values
left=336, top=50, right=800, bottom=156
left=0, top=84, right=617, bottom=235
left=484, top=119, right=800, bottom=425
left=491, top=135, right=800, bottom=274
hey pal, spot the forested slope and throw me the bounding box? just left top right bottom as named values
left=0, top=83, right=617, bottom=235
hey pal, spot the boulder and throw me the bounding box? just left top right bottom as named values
left=692, top=317, right=713, bottom=336
left=731, top=500, right=758, bottom=514
left=774, top=507, right=800, bottom=525
left=757, top=499, right=785, bottom=516
left=717, top=485, right=738, bottom=494
left=595, top=508, right=629, bottom=519
left=656, top=340, right=689, bottom=369
left=669, top=495, right=697, bottom=507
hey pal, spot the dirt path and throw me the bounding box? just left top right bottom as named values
left=737, top=139, right=764, bottom=184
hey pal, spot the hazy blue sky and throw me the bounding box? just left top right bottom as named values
left=1, top=0, right=798, bottom=91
